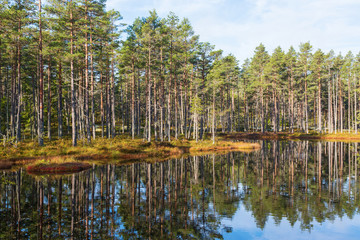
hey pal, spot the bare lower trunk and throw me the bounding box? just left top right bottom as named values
left=90, top=30, right=95, bottom=139
left=38, top=0, right=44, bottom=145
left=111, top=58, right=116, bottom=138
left=47, top=57, right=52, bottom=140
left=131, top=60, right=135, bottom=139
left=212, top=87, right=215, bottom=144
left=58, top=62, right=63, bottom=138
left=70, top=1, right=77, bottom=146
left=84, top=4, right=90, bottom=142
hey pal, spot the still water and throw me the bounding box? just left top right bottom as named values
left=1, top=140, right=360, bottom=239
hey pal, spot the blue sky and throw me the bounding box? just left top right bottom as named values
left=106, top=0, right=360, bottom=64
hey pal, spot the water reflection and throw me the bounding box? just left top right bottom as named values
left=1, top=141, right=360, bottom=239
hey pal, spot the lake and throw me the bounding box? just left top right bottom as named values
left=1, top=140, right=359, bottom=239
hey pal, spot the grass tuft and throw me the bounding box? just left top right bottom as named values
left=0, top=136, right=260, bottom=171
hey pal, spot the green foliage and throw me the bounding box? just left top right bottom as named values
left=2, top=0, right=360, bottom=148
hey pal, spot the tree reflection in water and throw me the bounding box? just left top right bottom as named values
left=0, top=140, right=360, bottom=239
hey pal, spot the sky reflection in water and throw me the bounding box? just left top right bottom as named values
left=222, top=204, right=360, bottom=240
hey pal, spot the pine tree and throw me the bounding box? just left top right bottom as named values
left=249, top=44, right=269, bottom=132
left=285, top=46, right=297, bottom=133
left=264, top=46, right=285, bottom=133
left=310, top=49, right=325, bottom=132
left=297, top=42, right=313, bottom=133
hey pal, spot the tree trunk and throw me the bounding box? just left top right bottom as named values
left=47, top=57, right=52, bottom=140
left=305, top=72, right=308, bottom=133
left=212, top=87, right=215, bottom=144
left=100, top=72, right=104, bottom=137
left=106, top=71, right=110, bottom=138
left=70, top=0, right=77, bottom=146
left=84, top=1, right=90, bottom=142
left=160, top=48, right=164, bottom=141
left=339, top=73, right=343, bottom=133
left=38, top=0, right=44, bottom=146
left=175, top=78, right=178, bottom=139
left=328, top=69, right=332, bottom=133
left=318, top=72, right=322, bottom=132
left=147, top=46, right=152, bottom=142
left=15, top=12, right=22, bottom=142
left=260, top=84, right=264, bottom=133
left=111, top=57, right=116, bottom=138
left=354, top=74, right=357, bottom=133
left=90, top=29, right=95, bottom=139
left=154, top=76, right=157, bottom=141
left=348, top=74, right=351, bottom=132
left=131, top=59, right=135, bottom=139
left=58, top=62, right=63, bottom=138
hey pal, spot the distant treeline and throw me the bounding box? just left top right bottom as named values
left=0, top=0, right=359, bottom=146
left=242, top=43, right=360, bottom=135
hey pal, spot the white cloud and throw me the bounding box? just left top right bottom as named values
left=107, top=0, right=360, bottom=63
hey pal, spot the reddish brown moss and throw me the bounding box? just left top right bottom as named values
left=27, top=162, right=91, bottom=174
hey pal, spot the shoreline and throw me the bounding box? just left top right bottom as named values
left=0, top=138, right=261, bottom=171
left=222, top=132, right=360, bottom=142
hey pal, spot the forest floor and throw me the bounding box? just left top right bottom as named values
left=222, top=131, right=360, bottom=142
left=0, top=137, right=260, bottom=173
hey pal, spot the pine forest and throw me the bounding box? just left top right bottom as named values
left=1, top=0, right=360, bottom=147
